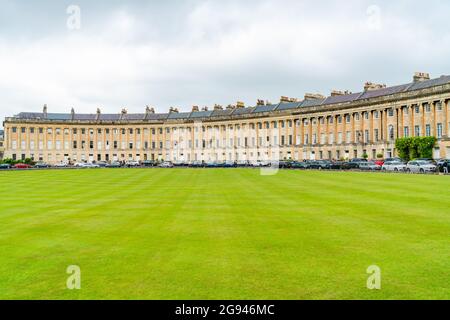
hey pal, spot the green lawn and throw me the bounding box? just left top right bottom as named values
left=0, top=168, right=449, bottom=300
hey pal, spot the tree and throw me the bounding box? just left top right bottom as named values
left=395, top=137, right=437, bottom=161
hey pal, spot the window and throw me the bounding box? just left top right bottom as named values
left=97, top=129, right=102, bottom=134
left=345, top=115, right=351, bottom=123
left=73, top=128, right=77, bottom=135
left=388, top=108, right=394, bottom=117
left=388, top=125, right=394, bottom=140
left=12, top=127, right=17, bottom=133
left=364, top=130, right=369, bottom=142
left=21, top=127, right=26, bottom=133
left=415, top=105, right=420, bottom=113
left=403, top=126, right=409, bottom=137
left=436, top=102, right=443, bottom=111
left=364, top=112, right=369, bottom=120
left=89, top=141, right=94, bottom=149
left=355, top=113, right=360, bottom=121
left=73, top=141, right=77, bottom=149
left=425, top=124, right=431, bottom=137
left=415, top=125, right=420, bottom=137
left=346, top=131, right=351, bottom=143
left=30, top=127, right=35, bottom=134
left=403, top=107, right=409, bottom=115
left=437, top=123, right=443, bottom=138
left=374, top=129, right=379, bottom=141
left=425, top=104, right=431, bottom=113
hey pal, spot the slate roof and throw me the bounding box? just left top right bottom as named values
left=10, top=75, right=450, bottom=122
left=253, top=104, right=279, bottom=113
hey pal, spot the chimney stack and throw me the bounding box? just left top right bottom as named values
left=169, top=107, right=179, bottom=113
left=192, top=106, right=199, bottom=112
left=213, top=104, right=223, bottom=110
left=413, top=72, right=430, bottom=83
left=331, top=90, right=352, bottom=96
left=256, top=99, right=265, bottom=106
left=364, top=82, right=386, bottom=91
left=145, top=106, right=155, bottom=114
left=304, top=93, right=325, bottom=100
left=236, top=101, right=245, bottom=108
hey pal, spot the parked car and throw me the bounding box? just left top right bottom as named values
left=436, top=159, right=450, bottom=173
left=0, top=163, right=12, bottom=169
left=414, top=158, right=436, bottom=165
left=406, top=160, right=436, bottom=173
left=188, top=161, right=202, bottom=168
left=350, top=158, right=368, bottom=163
left=96, top=161, right=108, bottom=167
left=382, top=160, right=407, bottom=172
left=343, top=161, right=362, bottom=169
left=358, top=161, right=381, bottom=171
left=14, top=163, right=33, bottom=169
left=290, top=161, right=309, bottom=169
left=125, top=161, right=140, bottom=167
left=75, top=162, right=99, bottom=168
left=159, top=161, right=174, bottom=168
left=222, top=161, right=237, bottom=168
left=309, top=160, right=332, bottom=170
left=384, top=157, right=402, bottom=163
left=106, top=161, right=122, bottom=168
left=374, top=159, right=385, bottom=166
left=329, top=161, right=346, bottom=170
left=141, top=160, right=157, bottom=167
left=278, top=161, right=292, bottom=169
left=54, top=161, right=69, bottom=168
left=34, top=161, right=51, bottom=168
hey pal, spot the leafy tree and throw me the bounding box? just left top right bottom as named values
left=395, top=137, right=437, bottom=161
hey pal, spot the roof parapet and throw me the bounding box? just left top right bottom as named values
left=214, top=104, right=223, bottom=110
left=331, top=90, right=352, bottom=96
left=304, top=93, right=325, bottom=100
left=169, top=107, right=179, bottom=113
left=364, top=82, right=386, bottom=91
left=413, top=72, right=430, bottom=83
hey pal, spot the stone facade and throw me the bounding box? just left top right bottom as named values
left=0, top=130, right=4, bottom=160
left=3, top=73, right=450, bottom=164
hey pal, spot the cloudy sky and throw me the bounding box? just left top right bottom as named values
left=1, top=0, right=450, bottom=124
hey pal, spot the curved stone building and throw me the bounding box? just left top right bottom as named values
left=3, top=72, right=450, bottom=164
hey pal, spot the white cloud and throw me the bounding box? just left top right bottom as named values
left=0, top=0, right=450, bottom=123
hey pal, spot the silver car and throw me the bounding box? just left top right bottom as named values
left=382, top=161, right=407, bottom=172
left=406, top=160, right=436, bottom=173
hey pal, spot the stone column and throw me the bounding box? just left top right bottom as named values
left=443, top=99, right=449, bottom=137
